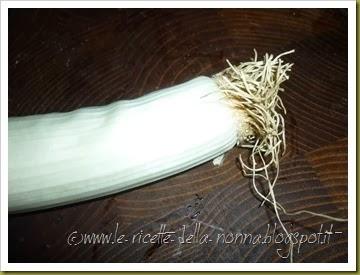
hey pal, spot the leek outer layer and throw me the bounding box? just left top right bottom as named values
left=9, top=76, right=240, bottom=213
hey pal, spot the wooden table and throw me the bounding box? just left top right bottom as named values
left=8, top=8, right=348, bottom=263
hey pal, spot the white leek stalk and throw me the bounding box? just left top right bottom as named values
left=9, top=77, right=243, bottom=213
left=9, top=50, right=292, bottom=214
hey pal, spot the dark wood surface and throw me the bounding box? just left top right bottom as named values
left=8, top=9, right=348, bottom=263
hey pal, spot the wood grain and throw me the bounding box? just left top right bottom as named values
left=8, top=8, right=348, bottom=263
